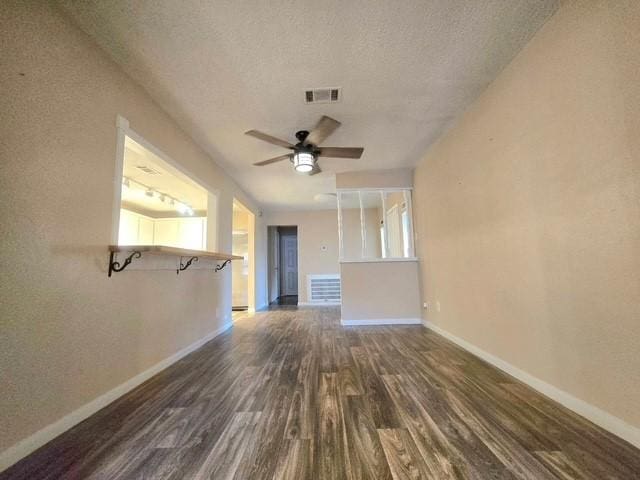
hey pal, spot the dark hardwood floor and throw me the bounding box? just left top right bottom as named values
left=269, top=295, right=299, bottom=307
left=2, top=307, right=639, bottom=479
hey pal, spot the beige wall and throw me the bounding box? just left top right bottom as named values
left=341, top=262, right=421, bottom=321
left=363, top=208, right=382, bottom=258
left=232, top=243, right=248, bottom=306
left=232, top=208, right=251, bottom=308
left=340, top=207, right=381, bottom=259
left=336, top=169, right=420, bottom=321
left=413, top=0, right=640, bottom=431
left=263, top=210, right=339, bottom=302
left=336, top=168, right=413, bottom=189
left=232, top=209, right=249, bottom=231
left=0, top=0, right=262, bottom=464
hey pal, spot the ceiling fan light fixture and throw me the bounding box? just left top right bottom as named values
left=246, top=116, right=363, bottom=175
left=293, top=151, right=315, bottom=173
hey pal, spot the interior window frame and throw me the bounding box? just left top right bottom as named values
left=113, top=115, right=220, bottom=251
left=337, top=187, right=417, bottom=263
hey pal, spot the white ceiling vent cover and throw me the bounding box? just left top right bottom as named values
left=307, top=274, right=341, bottom=304
left=304, top=87, right=341, bottom=104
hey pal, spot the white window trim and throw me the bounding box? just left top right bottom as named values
left=403, top=189, right=415, bottom=257
left=381, top=190, right=389, bottom=258
left=358, top=191, right=366, bottom=255
left=340, top=257, right=418, bottom=264
left=113, top=115, right=220, bottom=248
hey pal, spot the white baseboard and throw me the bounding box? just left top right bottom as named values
left=341, top=317, right=423, bottom=326
left=298, top=302, right=341, bottom=307
left=424, top=320, right=640, bottom=449
left=247, top=305, right=268, bottom=313
left=0, top=321, right=234, bottom=473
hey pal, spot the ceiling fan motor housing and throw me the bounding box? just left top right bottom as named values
left=295, top=130, right=310, bottom=144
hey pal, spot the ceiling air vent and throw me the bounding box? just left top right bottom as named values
left=135, top=165, right=161, bottom=175
left=304, top=87, right=341, bottom=104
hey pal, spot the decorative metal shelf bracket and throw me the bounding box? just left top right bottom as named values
left=215, top=259, right=232, bottom=272
left=177, top=256, right=199, bottom=274
left=108, top=251, right=142, bottom=277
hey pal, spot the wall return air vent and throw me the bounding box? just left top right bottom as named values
left=304, top=87, right=341, bottom=104
left=307, top=274, right=341, bottom=304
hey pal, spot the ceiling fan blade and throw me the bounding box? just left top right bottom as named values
left=305, top=116, right=341, bottom=146
left=309, top=164, right=322, bottom=176
left=245, top=130, right=293, bottom=149
left=253, top=154, right=291, bottom=166
left=318, top=147, right=364, bottom=159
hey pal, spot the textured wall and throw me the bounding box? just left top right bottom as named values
left=340, top=261, right=421, bottom=321
left=413, top=0, right=640, bottom=428
left=0, top=0, right=259, bottom=458
left=336, top=168, right=414, bottom=190
left=340, top=207, right=382, bottom=260
left=263, top=210, right=339, bottom=302
left=232, top=209, right=250, bottom=307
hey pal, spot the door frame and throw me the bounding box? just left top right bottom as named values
left=267, top=225, right=298, bottom=301
left=279, top=228, right=298, bottom=296
left=231, top=199, right=256, bottom=313
left=267, top=226, right=280, bottom=304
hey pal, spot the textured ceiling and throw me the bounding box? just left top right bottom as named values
left=58, top=0, right=558, bottom=211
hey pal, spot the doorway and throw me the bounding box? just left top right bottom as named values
left=267, top=226, right=298, bottom=306
left=232, top=200, right=255, bottom=312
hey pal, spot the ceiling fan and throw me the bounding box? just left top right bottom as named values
left=245, top=116, right=364, bottom=175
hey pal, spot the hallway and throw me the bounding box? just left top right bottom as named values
left=3, top=308, right=638, bottom=479
left=269, top=295, right=299, bottom=307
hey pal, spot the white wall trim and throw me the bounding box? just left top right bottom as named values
left=424, top=321, right=640, bottom=449
left=247, top=304, right=270, bottom=313
left=339, top=257, right=418, bottom=264
left=341, top=317, right=422, bottom=326
left=111, top=115, right=128, bottom=244
left=298, top=301, right=341, bottom=307
left=336, top=187, right=414, bottom=192
left=0, top=321, right=234, bottom=473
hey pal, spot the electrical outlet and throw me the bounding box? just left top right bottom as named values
left=423, top=302, right=429, bottom=309
left=436, top=301, right=441, bottom=312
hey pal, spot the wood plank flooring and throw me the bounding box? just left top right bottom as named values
left=2, top=307, right=639, bottom=479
